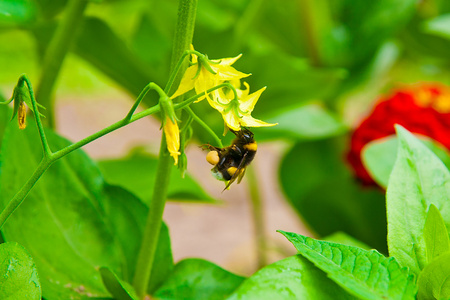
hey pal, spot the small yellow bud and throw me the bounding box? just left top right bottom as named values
left=163, top=117, right=181, bottom=165
left=18, top=101, right=26, bottom=130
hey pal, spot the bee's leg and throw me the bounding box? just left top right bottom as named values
left=199, top=143, right=221, bottom=151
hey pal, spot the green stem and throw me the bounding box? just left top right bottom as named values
left=133, top=0, right=197, bottom=297
left=21, top=75, right=52, bottom=157
left=36, top=0, right=89, bottom=128
left=132, top=138, right=173, bottom=297
left=126, top=83, right=166, bottom=121
left=168, top=0, right=198, bottom=97
left=185, top=106, right=223, bottom=148
left=298, top=0, right=321, bottom=67
left=0, top=158, right=51, bottom=229
left=247, top=166, right=268, bottom=269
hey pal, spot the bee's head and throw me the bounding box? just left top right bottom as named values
left=232, top=128, right=254, bottom=143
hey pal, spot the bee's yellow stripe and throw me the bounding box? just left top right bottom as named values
left=227, top=167, right=237, bottom=176
left=244, top=142, right=257, bottom=151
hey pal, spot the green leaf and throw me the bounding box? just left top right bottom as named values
left=131, top=12, right=172, bottom=72
left=327, top=0, right=416, bottom=68
left=417, top=252, right=450, bottom=300
left=0, top=123, right=172, bottom=298
left=387, top=126, right=450, bottom=276
left=0, top=0, right=36, bottom=28
left=100, top=267, right=139, bottom=300
left=154, top=258, right=245, bottom=300
left=362, top=135, right=450, bottom=188
left=101, top=185, right=174, bottom=293
left=98, top=153, right=217, bottom=204
left=33, top=0, right=67, bottom=19
left=423, top=204, right=450, bottom=263
left=279, top=231, right=417, bottom=300
left=31, top=17, right=156, bottom=98
left=0, top=242, right=41, bottom=299
left=74, top=17, right=157, bottom=97
left=422, top=14, right=450, bottom=40
left=246, top=52, right=347, bottom=117
left=279, top=138, right=387, bottom=252
left=324, top=232, right=371, bottom=250
left=227, top=255, right=355, bottom=300
left=258, top=102, right=347, bottom=141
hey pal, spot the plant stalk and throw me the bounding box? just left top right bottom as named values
left=168, top=0, right=198, bottom=96
left=132, top=138, right=173, bottom=298
left=132, top=0, right=197, bottom=297
left=247, top=166, right=268, bottom=269
left=36, top=0, right=89, bottom=128
left=298, top=0, right=322, bottom=67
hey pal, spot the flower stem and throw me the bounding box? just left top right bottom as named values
left=247, top=165, right=268, bottom=269
left=35, top=0, right=89, bottom=128
left=185, top=106, right=223, bottom=148
left=21, top=75, right=52, bottom=157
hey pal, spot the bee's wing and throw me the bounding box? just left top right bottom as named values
left=237, top=167, right=246, bottom=184
left=223, top=152, right=248, bottom=191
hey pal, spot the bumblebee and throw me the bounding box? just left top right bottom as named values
left=204, top=128, right=257, bottom=190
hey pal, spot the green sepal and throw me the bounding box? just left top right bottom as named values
left=159, top=94, right=178, bottom=125
left=9, top=76, right=45, bottom=122
left=198, top=54, right=217, bottom=75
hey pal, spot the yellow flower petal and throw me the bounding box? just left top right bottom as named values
left=211, top=64, right=250, bottom=81
left=212, top=54, right=242, bottom=66
left=163, top=117, right=181, bottom=165
left=236, top=82, right=250, bottom=98
left=239, top=86, right=266, bottom=113
left=240, top=115, right=277, bottom=127
left=170, top=65, right=199, bottom=99
left=193, top=68, right=216, bottom=101
left=222, top=111, right=241, bottom=131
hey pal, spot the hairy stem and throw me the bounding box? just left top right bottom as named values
left=132, top=138, right=173, bottom=297
left=168, top=0, right=198, bottom=96
left=133, top=0, right=197, bottom=297
left=36, top=0, right=89, bottom=128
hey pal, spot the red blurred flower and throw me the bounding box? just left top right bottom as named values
left=347, top=83, right=450, bottom=185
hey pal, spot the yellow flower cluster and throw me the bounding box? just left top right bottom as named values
left=171, top=49, right=277, bottom=131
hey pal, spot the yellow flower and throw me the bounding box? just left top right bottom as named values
left=170, top=52, right=249, bottom=100
left=208, top=82, right=277, bottom=131
left=163, top=117, right=181, bottom=165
